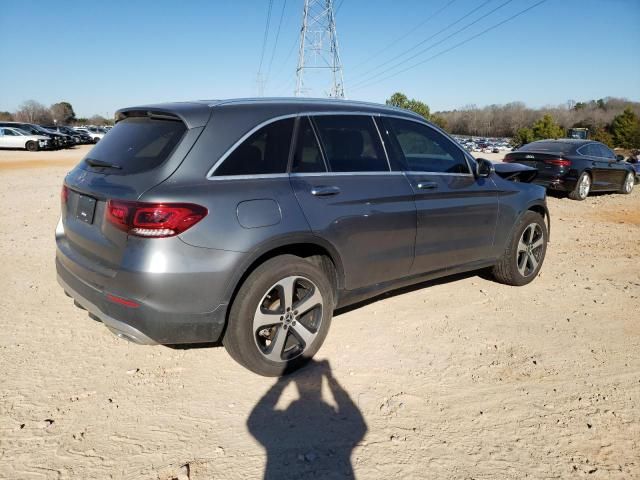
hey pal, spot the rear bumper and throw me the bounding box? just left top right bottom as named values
left=56, top=256, right=229, bottom=344
left=533, top=175, right=577, bottom=192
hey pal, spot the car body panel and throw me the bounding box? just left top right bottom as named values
left=56, top=98, right=549, bottom=345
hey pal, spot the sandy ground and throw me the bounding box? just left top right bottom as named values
left=0, top=146, right=638, bottom=479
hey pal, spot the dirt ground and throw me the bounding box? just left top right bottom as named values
left=0, top=146, right=638, bottom=479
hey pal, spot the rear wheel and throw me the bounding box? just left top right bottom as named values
left=568, top=172, right=591, bottom=200
left=25, top=141, right=39, bottom=152
left=492, top=211, right=547, bottom=286
left=621, top=172, right=634, bottom=194
left=224, top=254, right=334, bottom=377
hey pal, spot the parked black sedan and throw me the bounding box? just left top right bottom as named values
left=504, top=139, right=636, bottom=200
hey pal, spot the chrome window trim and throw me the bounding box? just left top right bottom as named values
left=404, top=170, right=475, bottom=177
left=207, top=111, right=405, bottom=180
left=289, top=171, right=405, bottom=178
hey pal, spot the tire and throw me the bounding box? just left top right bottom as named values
left=621, top=172, right=635, bottom=194
left=568, top=171, right=591, bottom=200
left=223, top=254, right=334, bottom=377
left=492, top=211, right=547, bottom=286
left=25, top=141, right=39, bottom=152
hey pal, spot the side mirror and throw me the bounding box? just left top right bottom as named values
left=476, top=158, right=495, bottom=177
left=616, top=154, right=625, bottom=162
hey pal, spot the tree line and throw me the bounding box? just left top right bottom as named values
left=0, top=100, right=113, bottom=126
left=386, top=93, right=640, bottom=148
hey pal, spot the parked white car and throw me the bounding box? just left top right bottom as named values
left=73, top=127, right=106, bottom=143
left=0, top=127, right=50, bottom=151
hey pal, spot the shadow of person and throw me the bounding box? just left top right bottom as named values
left=248, top=360, right=367, bottom=479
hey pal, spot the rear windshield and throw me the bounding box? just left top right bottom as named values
left=519, top=141, right=575, bottom=154
left=84, top=117, right=186, bottom=174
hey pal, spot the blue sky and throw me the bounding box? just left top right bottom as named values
left=1, top=0, right=638, bottom=117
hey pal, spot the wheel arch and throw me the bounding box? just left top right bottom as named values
left=224, top=234, right=345, bottom=323
left=526, top=201, right=550, bottom=241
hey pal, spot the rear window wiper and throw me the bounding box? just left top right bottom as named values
left=85, top=158, right=122, bottom=169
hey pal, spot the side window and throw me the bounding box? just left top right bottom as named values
left=582, top=143, right=599, bottom=157
left=4, top=129, right=15, bottom=136
left=291, top=117, right=326, bottom=173
left=384, top=117, right=470, bottom=174
left=312, top=115, right=388, bottom=172
left=597, top=144, right=615, bottom=160
left=214, top=118, right=294, bottom=176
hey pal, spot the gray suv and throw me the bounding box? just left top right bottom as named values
left=56, top=98, right=549, bottom=376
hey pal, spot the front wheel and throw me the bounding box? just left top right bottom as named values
left=492, top=211, right=547, bottom=286
left=621, top=172, right=635, bottom=194
left=224, top=255, right=334, bottom=376
left=25, top=141, right=39, bottom=152
left=568, top=172, right=591, bottom=200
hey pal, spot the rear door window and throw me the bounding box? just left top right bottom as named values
left=383, top=117, right=470, bottom=174
left=312, top=115, right=388, bottom=172
left=214, top=118, right=294, bottom=176
left=85, top=117, right=186, bottom=174
left=291, top=117, right=326, bottom=173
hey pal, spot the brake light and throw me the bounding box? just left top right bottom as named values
left=106, top=200, right=207, bottom=238
left=543, top=158, right=571, bottom=167
left=61, top=185, right=69, bottom=204
left=503, top=154, right=513, bottom=162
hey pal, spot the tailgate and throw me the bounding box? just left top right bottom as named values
left=60, top=113, right=203, bottom=272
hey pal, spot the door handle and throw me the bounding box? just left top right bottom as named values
left=310, top=185, right=341, bottom=197
left=417, top=181, right=438, bottom=190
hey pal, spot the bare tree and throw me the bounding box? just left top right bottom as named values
left=14, top=100, right=53, bottom=124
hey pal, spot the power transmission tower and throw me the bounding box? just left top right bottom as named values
left=295, top=0, right=345, bottom=98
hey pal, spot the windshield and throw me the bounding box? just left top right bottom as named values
left=84, top=117, right=186, bottom=174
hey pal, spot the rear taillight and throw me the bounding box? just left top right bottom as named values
left=61, top=185, right=69, bottom=204
left=543, top=158, right=571, bottom=167
left=503, top=154, right=513, bottom=162
left=106, top=201, right=207, bottom=238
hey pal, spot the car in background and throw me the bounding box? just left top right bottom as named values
left=504, top=139, right=635, bottom=200
left=35, top=126, right=74, bottom=148
left=0, top=126, right=50, bottom=151
left=0, top=122, right=62, bottom=149
left=74, top=126, right=106, bottom=143
left=57, top=98, right=550, bottom=376
left=45, top=125, right=93, bottom=145
left=626, top=150, right=640, bottom=183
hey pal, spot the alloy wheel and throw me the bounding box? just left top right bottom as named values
left=624, top=173, right=634, bottom=193
left=253, top=276, right=324, bottom=362
left=516, top=223, right=544, bottom=277
left=578, top=174, right=591, bottom=199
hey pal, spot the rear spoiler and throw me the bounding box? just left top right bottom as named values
left=115, top=102, right=212, bottom=129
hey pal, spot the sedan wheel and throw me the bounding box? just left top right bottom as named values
left=569, top=172, right=591, bottom=200
left=622, top=172, right=634, bottom=194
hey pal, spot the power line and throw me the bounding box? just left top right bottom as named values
left=335, top=0, right=346, bottom=15
left=256, top=0, right=275, bottom=95
left=349, top=0, right=498, bottom=85
left=266, top=0, right=288, bottom=84
left=350, top=0, right=457, bottom=72
left=351, top=0, right=549, bottom=92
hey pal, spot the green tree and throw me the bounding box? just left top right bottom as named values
left=50, top=102, right=76, bottom=124
left=0, top=111, right=13, bottom=121
left=386, top=92, right=430, bottom=120
left=514, top=127, right=535, bottom=146
left=610, top=107, right=640, bottom=148
left=590, top=127, right=614, bottom=148
left=531, top=114, right=564, bottom=140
